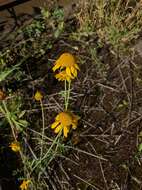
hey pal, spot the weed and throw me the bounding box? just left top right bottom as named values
left=76, top=0, right=142, bottom=55
left=0, top=51, right=80, bottom=189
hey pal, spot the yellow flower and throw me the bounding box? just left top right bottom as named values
left=55, top=71, right=73, bottom=82
left=51, top=111, right=80, bottom=137
left=52, top=53, right=80, bottom=81
left=9, top=141, right=20, bottom=152
left=20, top=180, right=31, bottom=190
left=34, top=90, right=43, bottom=101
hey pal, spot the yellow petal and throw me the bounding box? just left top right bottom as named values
left=56, top=76, right=63, bottom=81
left=54, top=124, right=63, bottom=133
left=72, top=124, right=77, bottom=129
left=73, top=69, right=77, bottom=77
left=55, top=74, right=60, bottom=80
left=55, top=114, right=60, bottom=121
left=52, top=61, right=61, bottom=72
left=9, top=142, right=20, bottom=152
left=55, top=72, right=66, bottom=81
left=63, top=126, right=70, bottom=138
left=66, top=67, right=72, bottom=77
left=66, top=76, right=71, bottom=82
left=20, top=180, right=31, bottom=190
left=74, top=63, right=80, bottom=70
left=71, top=66, right=75, bottom=74
left=51, top=121, right=59, bottom=129
left=34, top=91, right=43, bottom=101
left=67, top=73, right=74, bottom=81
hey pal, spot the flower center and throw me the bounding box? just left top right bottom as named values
left=58, top=53, right=76, bottom=68
left=59, top=112, right=72, bottom=126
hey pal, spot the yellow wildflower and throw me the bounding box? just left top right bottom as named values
left=34, top=90, right=43, bottom=101
left=9, top=141, right=20, bottom=152
left=55, top=70, right=73, bottom=82
left=20, top=180, right=31, bottom=190
left=51, top=111, right=80, bottom=137
left=52, top=53, right=80, bottom=81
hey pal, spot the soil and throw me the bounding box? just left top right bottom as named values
left=0, top=1, right=142, bottom=190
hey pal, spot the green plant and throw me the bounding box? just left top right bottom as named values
left=76, top=0, right=142, bottom=55
left=0, top=50, right=81, bottom=189
left=22, top=20, right=45, bottom=38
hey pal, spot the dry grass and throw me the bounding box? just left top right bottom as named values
left=76, top=0, right=142, bottom=55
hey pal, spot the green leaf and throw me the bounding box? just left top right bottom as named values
left=0, top=64, right=19, bottom=82
left=138, top=143, right=142, bottom=152
left=18, top=119, right=29, bottom=128
left=19, top=110, right=26, bottom=118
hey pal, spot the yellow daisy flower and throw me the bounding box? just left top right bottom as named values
left=52, top=53, right=80, bottom=81
left=9, top=141, right=21, bottom=152
left=20, top=180, right=31, bottom=190
left=34, top=90, right=43, bottom=101
left=55, top=70, right=73, bottom=82
left=51, top=111, right=80, bottom=137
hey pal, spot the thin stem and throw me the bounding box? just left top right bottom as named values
left=64, top=80, right=67, bottom=110
left=30, top=131, right=61, bottom=174
left=40, top=100, right=45, bottom=159
left=39, top=136, right=60, bottom=179
left=2, top=101, right=17, bottom=141
left=65, top=81, right=71, bottom=110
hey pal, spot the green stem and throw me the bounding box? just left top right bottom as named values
left=65, top=81, right=71, bottom=110
left=2, top=101, right=17, bottom=141
left=30, top=131, right=61, bottom=174
left=39, top=136, right=60, bottom=178
left=40, top=100, right=45, bottom=159
left=64, top=80, right=67, bottom=110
